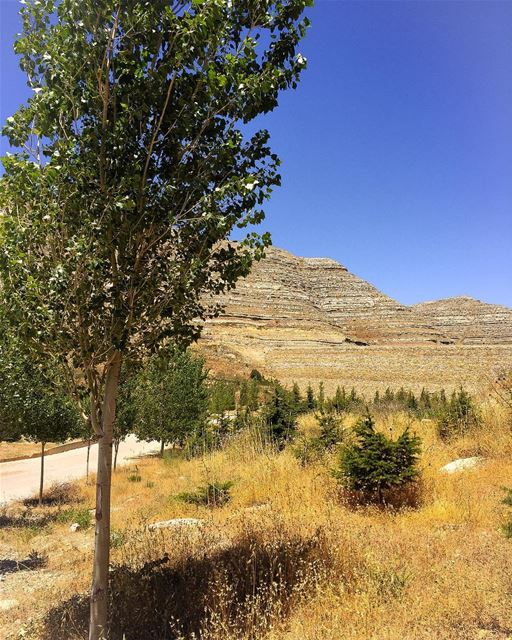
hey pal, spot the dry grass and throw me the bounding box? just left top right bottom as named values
left=1, top=404, right=511, bottom=639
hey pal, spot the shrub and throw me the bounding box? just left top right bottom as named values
left=334, top=413, right=421, bottom=505
left=56, top=507, right=92, bottom=529
left=23, top=481, right=82, bottom=507
left=127, top=472, right=142, bottom=483
left=501, top=487, right=512, bottom=539
left=437, top=388, right=480, bottom=440
left=177, top=480, right=234, bottom=508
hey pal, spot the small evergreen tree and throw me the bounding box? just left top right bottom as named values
left=335, top=413, right=421, bottom=505
left=331, top=385, right=348, bottom=413
left=316, top=411, right=344, bottom=451
left=292, top=382, right=303, bottom=414
left=318, top=382, right=325, bottom=411
left=263, top=383, right=297, bottom=449
left=306, top=384, right=316, bottom=411
left=239, top=381, right=249, bottom=408
left=209, top=380, right=237, bottom=414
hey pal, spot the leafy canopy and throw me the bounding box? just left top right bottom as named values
left=0, top=0, right=311, bottom=420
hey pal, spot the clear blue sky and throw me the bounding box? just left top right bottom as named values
left=1, top=1, right=511, bottom=306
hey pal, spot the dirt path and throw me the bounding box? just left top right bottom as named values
left=0, top=435, right=161, bottom=504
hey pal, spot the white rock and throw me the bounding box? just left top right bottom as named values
left=148, top=518, right=204, bottom=531
left=440, top=457, right=484, bottom=474
left=69, top=522, right=81, bottom=532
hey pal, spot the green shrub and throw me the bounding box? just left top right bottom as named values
left=56, top=507, right=92, bottom=529
left=177, top=480, right=234, bottom=508
left=334, top=413, right=421, bottom=505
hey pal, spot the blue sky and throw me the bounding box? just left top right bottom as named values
left=1, top=0, right=511, bottom=306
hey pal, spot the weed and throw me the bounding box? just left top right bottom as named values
left=177, top=480, right=234, bottom=507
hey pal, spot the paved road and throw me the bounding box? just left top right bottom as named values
left=0, top=435, right=161, bottom=504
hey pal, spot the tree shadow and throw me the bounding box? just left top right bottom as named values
left=0, top=551, right=47, bottom=575
left=43, top=529, right=328, bottom=639
left=0, top=511, right=56, bottom=529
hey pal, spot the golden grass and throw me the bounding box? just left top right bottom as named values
left=1, top=404, right=511, bottom=639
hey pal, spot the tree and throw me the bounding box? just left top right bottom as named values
left=306, top=384, right=316, bottom=410
left=317, top=381, right=325, bottom=411
left=334, top=413, right=421, bottom=504
left=263, top=382, right=297, bottom=448
left=0, top=330, right=81, bottom=505
left=134, top=348, right=209, bottom=455
left=209, top=379, right=237, bottom=414
left=291, top=381, right=303, bottom=413
left=0, top=1, right=310, bottom=636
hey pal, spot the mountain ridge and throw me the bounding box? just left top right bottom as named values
left=199, top=246, right=512, bottom=392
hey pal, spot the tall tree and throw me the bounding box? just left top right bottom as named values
left=0, top=2, right=310, bottom=635
left=134, top=348, right=209, bottom=455
left=0, top=329, right=81, bottom=505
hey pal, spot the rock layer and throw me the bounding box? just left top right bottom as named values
left=199, top=246, right=512, bottom=392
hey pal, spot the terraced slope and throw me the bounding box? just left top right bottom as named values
left=413, top=296, right=512, bottom=344
left=199, top=246, right=512, bottom=393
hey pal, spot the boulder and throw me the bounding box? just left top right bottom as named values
left=440, top=457, right=484, bottom=474
left=69, top=522, right=81, bottom=532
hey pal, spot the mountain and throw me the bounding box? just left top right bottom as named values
left=412, top=296, right=512, bottom=345
left=199, top=246, right=512, bottom=393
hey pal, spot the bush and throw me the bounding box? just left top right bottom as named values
left=437, top=388, right=480, bottom=440
left=23, top=481, right=82, bottom=507
left=334, top=413, right=421, bottom=505
left=501, top=487, right=512, bottom=539
left=177, top=480, right=234, bottom=508
left=56, top=507, right=92, bottom=529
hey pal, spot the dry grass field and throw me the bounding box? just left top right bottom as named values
left=1, top=404, right=511, bottom=640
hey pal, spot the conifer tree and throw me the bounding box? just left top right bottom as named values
left=335, top=413, right=421, bottom=504
left=306, top=384, right=316, bottom=410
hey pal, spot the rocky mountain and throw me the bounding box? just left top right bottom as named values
left=413, top=297, right=512, bottom=345
left=199, top=246, right=512, bottom=393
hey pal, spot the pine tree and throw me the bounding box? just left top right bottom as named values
left=318, top=382, right=325, bottom=411
left=306, top=384, right=316, bottom=411
left=292, top=382, right=303, bottom=414
left=335, top=413, right=421, bottom=504
left=263, top=383, right=298, bottom=448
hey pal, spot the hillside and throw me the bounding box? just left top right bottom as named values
left=199, top=246, right=512, bottom=392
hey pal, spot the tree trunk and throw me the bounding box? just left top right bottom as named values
left=113, top=439, right=120, bottom=471
left=38, top=442, right=46, bottom=506
left=89, top=352, right=121, bottom=640
left=86, top=439, right=91, bottom=483
left=160, top=439, right=165, bottom=457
